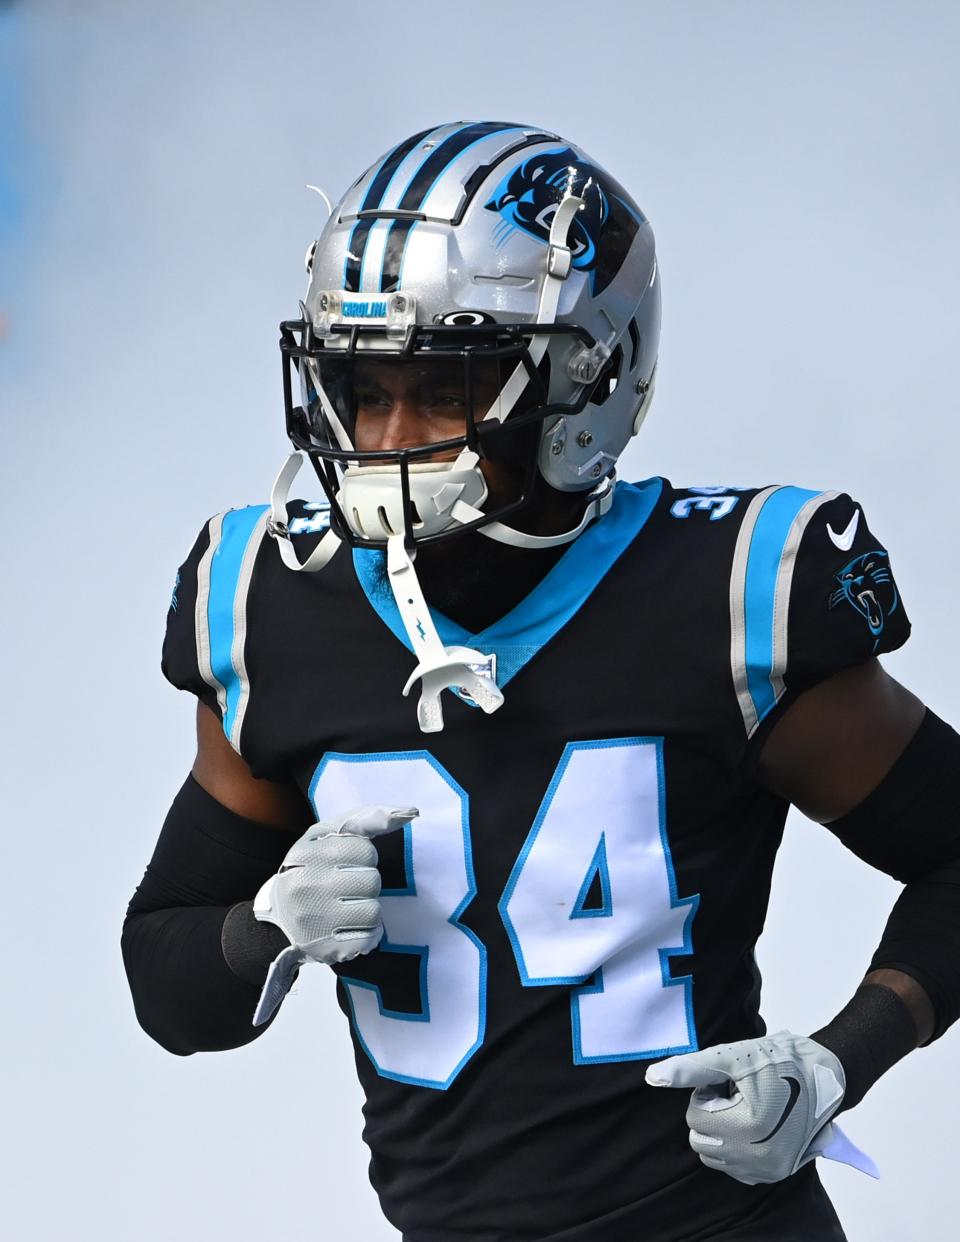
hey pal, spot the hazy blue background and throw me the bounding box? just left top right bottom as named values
left=3, top=2, right=958, bottom=1239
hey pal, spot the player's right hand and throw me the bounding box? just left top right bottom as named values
left=251, top=804, right=417, bottom=1025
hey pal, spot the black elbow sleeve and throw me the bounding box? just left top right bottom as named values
left=868, top=856, right=960, bottom=1044
left=825, top=710, right=960, bottom=1043
left=122, top=775, right=295, bottom=1055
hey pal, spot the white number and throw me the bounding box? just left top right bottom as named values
left=309, top=751, right=485, bottom=1089
left=499, top=738, right=698, bottom=1062
left=309, top=739, right=698, bottom=1088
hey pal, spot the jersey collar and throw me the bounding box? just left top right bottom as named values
left=352, top=478, right=662, bottom=689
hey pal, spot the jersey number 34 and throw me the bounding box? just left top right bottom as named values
left=310, top=737, right=699, bottom=1089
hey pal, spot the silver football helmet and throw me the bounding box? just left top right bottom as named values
left=272, top=121, right=660, bottom=732
left=277, top=119, right=660, bottom=554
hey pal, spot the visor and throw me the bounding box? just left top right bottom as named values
left=299, top=347, right=518, bottom=459
left=279, top=318, right=600, bottom=548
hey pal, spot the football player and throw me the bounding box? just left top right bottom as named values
left=123, top=122, right=960, bottom=1241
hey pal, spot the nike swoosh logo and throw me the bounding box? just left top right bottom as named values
left=827, top=508, right=860, bottom=551
left=752, top=1075, right=801, bottom=1145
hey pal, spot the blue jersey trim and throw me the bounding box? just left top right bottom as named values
left=743, top=486, right=820, bottom=725
left=207, top=505, right=268, bottom=741
left=352, top=478, right=663, bottom=690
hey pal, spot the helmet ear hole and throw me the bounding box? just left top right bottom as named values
left=627, top=318, right=641, bottom=372
left=588, top=345, right=624, bottom=407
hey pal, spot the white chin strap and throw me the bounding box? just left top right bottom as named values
left=434, top=189, right=584, bottom=500
left=427, top=189, right=608, bottom=556
left=473, top=475, right=615, bottom=549
left=267, top=452, right=341, bottom=572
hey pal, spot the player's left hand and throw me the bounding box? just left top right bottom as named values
left=645, top=1031, right=847, bottom=1185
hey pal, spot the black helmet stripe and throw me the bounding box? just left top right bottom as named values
left=342, top=125, right=436, bottom=293
left=395, top=121, right=524, bottom=211
left=378, top=218, right=417, bottom=295
left=378, top=120, right=527, bottom=293
left=343, top=217, right=375, bottom=294
left=450, top=131, right=555, bottom=225
left=362, top=126, right=436, bottom=213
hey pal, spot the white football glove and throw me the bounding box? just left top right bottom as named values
left=251, top=804, right=418, bottom=1026
left=646, top=1031, right=879, bottom=1185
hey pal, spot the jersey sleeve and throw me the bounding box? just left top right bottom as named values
left=731, top=488, right=911, bottom=751
left=160, top=516, right=223, bottom=722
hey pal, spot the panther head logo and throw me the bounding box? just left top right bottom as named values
left=829, top=549, right=899, bottom=641
left=484, top=147, right=645, bottom=295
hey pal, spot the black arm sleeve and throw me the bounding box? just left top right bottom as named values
left=824, top=709, right=960, bottom=1043
left=811, top=982, right=919, bottom=1111
left=122, top=775, right=292, bottom=1056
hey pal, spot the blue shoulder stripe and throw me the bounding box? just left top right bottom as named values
left=730, top=486, right=839, bottom=736
left=203, top=505, right=270, bottom=749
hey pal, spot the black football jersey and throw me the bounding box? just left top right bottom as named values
left=163, top=478, right=909, bottom=1241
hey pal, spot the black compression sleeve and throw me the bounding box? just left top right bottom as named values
left=122, top=775, right=293, bottom=1055
left=869, top=856, right=960, bottom=1043
left=824, top=709, right=960, bottom=1044
left=811, top=983, right=919, bottom=1111
left=824, top=710, right=960, bottom=882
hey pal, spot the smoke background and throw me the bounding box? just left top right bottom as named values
left=2, top=2, right=958, bottom=1238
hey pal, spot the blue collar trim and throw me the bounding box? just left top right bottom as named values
left=352, top=478, right=662, bottom=688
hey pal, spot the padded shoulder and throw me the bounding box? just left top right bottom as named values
left=726, top=486, right=910, bottom=743
left=161, top=506, right=271, bottom=750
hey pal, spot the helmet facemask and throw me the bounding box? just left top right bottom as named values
left=280, top=317, right=600, bottom=552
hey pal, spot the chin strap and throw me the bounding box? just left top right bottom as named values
left=385, top=534, right=504, bottom=733
left=267, top=452, right=341, bottom=572
left=468, top=475, right=615, bottom=550
left=444, top=190, right=613, bottom=554
left=473, top=192, right=585, bottom=436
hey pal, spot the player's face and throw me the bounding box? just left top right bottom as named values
left=351, top=356, right=502, bottom=457
left=351, top=356, right=526, bottom=508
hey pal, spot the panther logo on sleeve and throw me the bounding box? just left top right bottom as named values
left=829, top=549, right=899, bottom=642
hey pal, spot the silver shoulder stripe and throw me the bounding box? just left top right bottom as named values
left=229, top=509, right=270, bottom=751
left=729, top=488, right=840, bottom=738
left=195, top=512, right=227, bottom=721
left=729, top=487, right=779, bottom=739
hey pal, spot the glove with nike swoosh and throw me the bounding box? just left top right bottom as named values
left=645, top=1031, right=878, bottom=1185
left=251, top=804, right=418, bottom=1027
